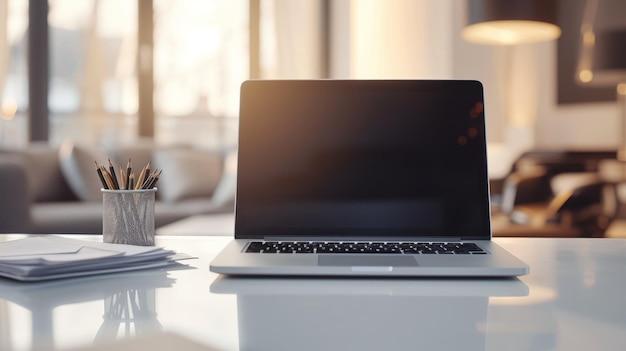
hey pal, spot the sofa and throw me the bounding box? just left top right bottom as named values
left=0, top=141, right=236, bottom=234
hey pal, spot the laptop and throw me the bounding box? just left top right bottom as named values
left=210, top=79, right=529, bottom=277
left=210, top=276, right=530, bottom=351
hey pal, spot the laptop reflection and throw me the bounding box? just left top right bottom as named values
left=210, top=277, right=528, bottom=351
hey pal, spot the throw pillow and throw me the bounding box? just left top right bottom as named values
left=211, top=149, right=237, bottom=208
left=153, top=148, right=223, bottom=203
left=58, top=141, right=110, bottom=202
left=108, top=138, right=166, bottom=175
left=21, top=142, right=76, bottom=202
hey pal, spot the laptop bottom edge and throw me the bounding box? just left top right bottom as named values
left=209, top=239, right=529, bottom=278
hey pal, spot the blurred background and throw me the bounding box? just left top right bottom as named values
left=2, top=0, right=626, bottom=237
left=0, top=0, right=623, bottom=162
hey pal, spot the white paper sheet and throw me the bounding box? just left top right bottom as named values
left=0, top=237, right=82, bottom=258
left=0, top=236, right=180, bottom=281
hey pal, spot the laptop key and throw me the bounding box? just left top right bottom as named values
left=245, top=241, right=486, bottom=255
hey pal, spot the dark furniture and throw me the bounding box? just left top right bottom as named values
left=492, top=149, right=619, bottom=237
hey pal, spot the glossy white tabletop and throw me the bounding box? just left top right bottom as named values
left=0, top=235, right=625, bottom=351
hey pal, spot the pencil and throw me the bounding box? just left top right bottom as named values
left=135, top=163, right=148, bottom=190
left=120, top=167, right=127, bottom=190
left=108, top=159, right=120, bottom=190
left=129, top=173, right=135, bottom=190
left=141, top=169, right=156, bottom=189
left=126, top=159, right=132, bottom=191
left=95, top=162, right=108, bottom=189
left=144, top=161, right=151, bottom=184
left=101, top=166, right=117, bottom=190
left=148, top=170, right=162, bottom=189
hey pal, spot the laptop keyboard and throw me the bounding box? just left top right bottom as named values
left=245, top=241, right=487, bottom=255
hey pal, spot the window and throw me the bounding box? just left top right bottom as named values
left=1, top=0, right=325, bottom=149
left=153, top=0, right=248, bottom=149
left=0, top=0, right=249, bottom=148
left=48, top=0, right=138, bottom=145
left=0, top=0, right=28, bottom=146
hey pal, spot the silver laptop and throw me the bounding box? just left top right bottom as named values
left=210, top=79, right=529, bottom=277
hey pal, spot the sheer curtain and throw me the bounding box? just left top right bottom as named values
left=259, top=0, right=455, bottom=79
left=348, top=0, right=453, bottom=79
left=260, top=0, right=324, bottom=79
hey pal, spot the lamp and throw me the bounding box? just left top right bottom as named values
left=462, top=0, right=562, bottom=174
left=463, top=0, right=561, bottom=45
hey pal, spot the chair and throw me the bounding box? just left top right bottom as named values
left=491, top=149, right=618, bottom=237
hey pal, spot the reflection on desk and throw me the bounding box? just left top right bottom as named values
left=0, top=236, right=625, bottom=351
left=211, top=276, right=532, bottom=351
left=0, top=268, right=176, bottom=349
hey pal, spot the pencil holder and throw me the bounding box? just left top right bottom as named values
left=102, top=188, right=157, bottom=246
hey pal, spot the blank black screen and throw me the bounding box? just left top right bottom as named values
left=235, top=80, right=491, bottom=239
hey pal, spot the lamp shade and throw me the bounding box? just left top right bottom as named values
left=463, top=0, right=561, bottom=45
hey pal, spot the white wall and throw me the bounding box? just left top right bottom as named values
left=451, top=2, right=620, bottom=150
left=534, top=44, right=620, bottom=149
left=347, top=0, right=454, bottom=79
left=342, top=1, right=622, bottom=151
left=262, top=0, right=323, bottom=78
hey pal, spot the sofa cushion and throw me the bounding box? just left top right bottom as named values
left=58, top=141, right=109, bottom=202
left=110, top=142, right=191, bottom=198
left=153, top=148, right=223, bottom=202
left=30, top=198, right=229, bottom=234
left=30, top=202, right=104, bottom=234
left=211, top=149, right=237, bottom=208
left=108, top=140, right=155, bottom=179
left=20, top=142, right=76, bottom=202
left=0, top=158, right=31, bottom=232
left=155, top=198, right=221, bottom=227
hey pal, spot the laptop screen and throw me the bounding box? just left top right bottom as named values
left=235, top=80, right=491, bottom=239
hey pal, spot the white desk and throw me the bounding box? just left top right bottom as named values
left=0, top=236, right=625, bottom=351
left=156, top=214, right=235, bottom=236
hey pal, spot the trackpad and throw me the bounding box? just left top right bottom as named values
left=319, top=255, right=419, bottom=267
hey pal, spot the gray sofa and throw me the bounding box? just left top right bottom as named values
left=0, top=141, right=236, bottom=234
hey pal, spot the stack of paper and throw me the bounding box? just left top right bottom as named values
left=0, top=236, right=182, bottom=281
